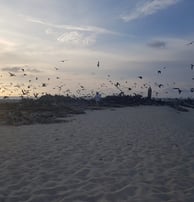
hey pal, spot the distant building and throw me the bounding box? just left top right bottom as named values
left=147, top=87, right=152, bottom=99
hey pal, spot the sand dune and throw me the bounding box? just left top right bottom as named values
left=1, top=106, right=194, bottom=202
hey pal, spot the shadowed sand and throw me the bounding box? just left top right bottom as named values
left=1, top=106, right=194, bottom=202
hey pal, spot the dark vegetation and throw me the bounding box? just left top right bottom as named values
left=0, top=94, right=194, bottom=125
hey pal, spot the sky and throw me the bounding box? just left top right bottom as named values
left=0, top=0, right=194, bottom=98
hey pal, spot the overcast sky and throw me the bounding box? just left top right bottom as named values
left=0, top=0, right=194, bottom=98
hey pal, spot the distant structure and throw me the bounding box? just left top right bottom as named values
left=147, top=86, right=152, bottom=99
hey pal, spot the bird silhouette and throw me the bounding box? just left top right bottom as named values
left=80, top=85, right=85, bottom=90
left=60, top=59, right=68, bottom=62
left=42, top=83, right=47, bottom=87
left=9, top=72, right=16, bottom=77
left=138, top=76, right=143, bottom=79
left=33, top=93, right=39, bottom=98
left=115, top=82, right=120, bottom=87
left=190, top=88, right=194, bottom=92
left=97, top=61, right=100, bottom=67
left=191, top=64, right=194, bottom=70
left=158, top=84, right=164, bottom=88
left=186, top=41, right=194, bottom=45
left=21, top=89, right=29, bottom=95
left=173, top=88, right=182, bottom=94
left=157, top=70, right=161, bottom=74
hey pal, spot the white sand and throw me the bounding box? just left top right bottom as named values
left=1, top=106, right=194, bottom=202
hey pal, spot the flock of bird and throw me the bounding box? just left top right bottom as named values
left=0, top=41, right=194, bottom=99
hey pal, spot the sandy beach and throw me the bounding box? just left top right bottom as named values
left=1, top=106, right=194, bottom=202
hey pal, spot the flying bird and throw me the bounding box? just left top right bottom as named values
left=9, top=72, right=16, bottom=77
left=97, top=61, right=100, bottom=67
left=42, top=83, right=47, bottom=87
left=157, top=70, right=161, bottom=74
left=80, top=85, right=85, bottom=90
left=191, top=64, right=194, bottom=70
left=158, top=84, right=164, bottom=88
left=21, top=89, right=29, bottom=95
left=173, top=88, right=182, bottom=94
left=33, top=93, right=39, bottom=98
left=186, top=41, right=194, bottom=45
left=60, top=59, right=68, bottom=62
left=138, top=76, right=143, bottom=79
left=115, top=82, right=120, bottom=87
left=190, top=88, right=194, bottom=92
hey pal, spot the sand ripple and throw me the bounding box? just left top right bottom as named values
left=0, top=106, right=194, bottom=201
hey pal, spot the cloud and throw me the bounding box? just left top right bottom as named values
left=121, top=0, right=181, bottom=22
left=1, top=66, right=41, bottom=73
left=57, top=31, right=96, bottom=46
left=148, top=40, right=166, bottom=48
left=45, top=28, right=58, bottom=36
left=0, top=38, right=15, bottom=47
left=26, top=16, right=119, bottom=35
left=26, top=68, right=41, bottom=73
left=0, top=38, right=16, bottom=52
left=45, top=28, right=96, bottom=46
left=23, top=15, right=124, bottom=47
left=1, top=66, right=21, bottom=72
